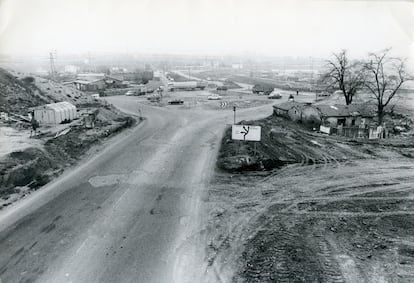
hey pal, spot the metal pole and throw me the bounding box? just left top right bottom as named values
left=254, top=142, right=257, bottom=157
left=233, top=106, right=236, bottom=124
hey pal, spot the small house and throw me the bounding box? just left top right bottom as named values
left=273, top=102, right=320, bottom=126
left=72, top=79, right=106, bottom=92
left=273, top=102, right=294, bottom=118
left=316, top=104, right=375, bottom=127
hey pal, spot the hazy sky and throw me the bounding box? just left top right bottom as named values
left=0, top=0, right=413, bottom=60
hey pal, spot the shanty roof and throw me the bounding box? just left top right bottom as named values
left=105, top=75, right=124, bottom=82
left=274, top=102, right=376, bottom=118
left=77, top=73, right=105, bottom=79
left=273, top=101, right=310, bottom=111
left=316, top=103, right=375, bottom=118
left=73, top=79, right=104, bottom=85
left=35, top=101, right=76, bottom=111
left=75, top=73, right=107, bottom=83
left=316, top=105, right=357, bottom=117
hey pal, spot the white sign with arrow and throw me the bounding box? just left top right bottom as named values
left=232, top=125, right=261, bottom=141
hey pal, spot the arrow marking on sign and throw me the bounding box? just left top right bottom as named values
left=241, top=126, right=250, bottom=140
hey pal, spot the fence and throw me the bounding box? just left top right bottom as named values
left=325, top=125, right=390, bottom=139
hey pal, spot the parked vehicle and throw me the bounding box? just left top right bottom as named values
left=125, top=85, right=147, bottom=96
left=252, top=84, right=274, bottom=95
left=216, top=86, right=228, bottom=91
left=208, top=94, right=222, bottom=100
left=168, top=99, right=184, bottom=105
left=317, top=91, right=331, bottom=97
left=268, top=92, right=282, bottom=99
left=167, top=81, right=207, bottom=91
left=148, top=95, right=161, bottom=102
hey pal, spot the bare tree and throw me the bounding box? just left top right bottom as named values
left=363, top=49, right=413, bottom=125
left=322, top=50, right=365, bottom=105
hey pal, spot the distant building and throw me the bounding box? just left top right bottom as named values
left=104, top=76, right=125, bottom=88
left=231, top=63, right=243, bottom=69
left=77, top=73, right=106, bottom=81
left=153, top=71, right=162, bottom=81
left=67, top=73, right=125, bottom=92
left=33, top=102, right=77, bottom=124
left=64, top=65, right=79, bottom=74
left=108, top=71, right=153, bottom=84
left=252, top=84, right=274, bottom=95
left=72, top=79, right=106, bottom=92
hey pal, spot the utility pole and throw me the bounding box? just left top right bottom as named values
left=233, top=106, right=236, bottom=124
left=49, top=52, right=56, bottom=80
left=88, top=51, right=96, bottom=72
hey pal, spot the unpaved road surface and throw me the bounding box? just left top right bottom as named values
left=207, top=155, right=414, bottom=282
left=0, top=96, right=272, bottom=283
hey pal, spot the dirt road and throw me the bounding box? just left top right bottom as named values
left=0, top=96, right=272, bottom=283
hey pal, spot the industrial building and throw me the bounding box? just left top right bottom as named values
left=72, top=79, right=106, bottom=92
left=33, top=102, right=77, bottom=124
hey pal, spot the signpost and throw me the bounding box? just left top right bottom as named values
left=232, top=125, right=261, bottom=156
left=232, top=125, right=261, bottom=141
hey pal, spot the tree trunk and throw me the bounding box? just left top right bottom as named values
left=345, top=94, right=352, bottom=105
left=377, top=105, right=384, bottom=125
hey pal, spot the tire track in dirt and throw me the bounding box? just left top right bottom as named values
left=207, top=158, right=414, bottom=282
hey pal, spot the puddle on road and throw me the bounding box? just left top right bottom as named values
left=88, top=174, right=129, bottom=187
left=88, top=169, right=154, bottom=187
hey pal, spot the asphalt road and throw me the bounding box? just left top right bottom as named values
left=0, top=95, right=273, bottom=283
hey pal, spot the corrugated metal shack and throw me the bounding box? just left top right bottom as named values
left=33, top=101, right=77, bottom=124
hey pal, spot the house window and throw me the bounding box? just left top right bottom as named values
left=351, top=119, right=356, bottom=126
left=338, top=118, right=346, bottom=126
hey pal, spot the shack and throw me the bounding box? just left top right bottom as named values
left=316, top=104, right=375, bottom=127
left=273, top=102, right=320, bottom=125
left=274, top=102, right=375, bottom=127
left=72, top=79, right=106, bottom=92
left=33, top=101, right=77, bottom=124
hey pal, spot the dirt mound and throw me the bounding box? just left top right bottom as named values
left=0, top=148, right=57, bottom=199
left=0, top=109, right=137, bottom=208
left=0, top=68, right=96, bottom=116
left=0, top=68, right=51, bottom=115
left=33, top=77, right=92, bottom=105
left=217, top=115, right=413, bottom=172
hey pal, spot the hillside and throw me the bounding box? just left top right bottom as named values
left=0, top=68, right=93, bottom=115
left=0, top=68, right=51, bottom=115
